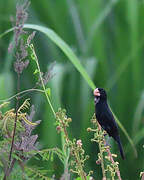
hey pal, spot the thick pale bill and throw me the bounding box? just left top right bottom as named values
left=93, top=88, right=100, bottom=96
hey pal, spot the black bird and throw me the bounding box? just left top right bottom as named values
left=93, top=88, right=125, bottom=159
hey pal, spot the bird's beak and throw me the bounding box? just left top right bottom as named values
left=93, top=88, right=100, bottom=96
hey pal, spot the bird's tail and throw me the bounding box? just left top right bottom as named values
left=114, top=135, right=125, bottom=160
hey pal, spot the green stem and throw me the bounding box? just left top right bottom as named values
left=63, top=147, right=70, bottom=180
left=61, top=119, right=70, bottom=174
left=0, top=88, right=44, bottom=102
left=97, top=122, right=106, bottom=179
left=99, top=142, right=106, bottom=179
left=30, top=44, right=56, bottom=117
left=30, top=44, right=69, bottom=176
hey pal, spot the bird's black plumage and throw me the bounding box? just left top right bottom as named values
left=94, top=88, right=125, bottom=159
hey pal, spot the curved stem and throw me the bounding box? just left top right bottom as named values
left=0, top=88, right=44, bottom=102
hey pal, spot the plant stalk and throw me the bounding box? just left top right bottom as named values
left=4, top=73, right=20, bottom=180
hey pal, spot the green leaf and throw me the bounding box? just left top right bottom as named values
left=75, top=177, right=81, bottom=180
left=23, top=24, right=96, bottom=90
left=33, top=69, right=39, bottom=75
left=45, top=88, right=51, bottom=97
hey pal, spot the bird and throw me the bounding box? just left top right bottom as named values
left=93, top=88, right=125, bottom=159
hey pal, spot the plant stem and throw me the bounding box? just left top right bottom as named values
left=105, top=147, right=122, bottom=180
left=4, top=73, right=20, bottom=180
left=74, top=150, right=87, bottom=180
left=0, top=88, right=44, bottom=102
left=9, top=73, right=20, bottom=162
left=60, top=119, right=70, bottom=174
left=30, top=44, right=56, bottom=117
left=99, top=141, right=106, bottom=179
left=97, top=123, right=106, bottom=179
left=97, top=121, right=122, bottom=180
left=3, top=159, right=16, bottom=180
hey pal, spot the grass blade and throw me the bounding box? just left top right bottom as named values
left=24, top=24, right=96, bottom=90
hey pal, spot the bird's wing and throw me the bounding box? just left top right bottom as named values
left=100, top=103, right=119, bottom=136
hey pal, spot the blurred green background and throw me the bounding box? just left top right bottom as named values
left=0, top=0, right=144, bottom=179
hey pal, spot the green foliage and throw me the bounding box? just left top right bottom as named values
left=24, top=166, right=50, bottom=180
left=3, top=22, right=136, bottom=156
left=0, top=0, right=144, bottom=179
left=38, top=148, right=65, bottom=164
left=56, top=108, right=91, bottom=179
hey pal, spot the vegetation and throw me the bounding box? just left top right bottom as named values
left=0, top=0, right=144, bottom=179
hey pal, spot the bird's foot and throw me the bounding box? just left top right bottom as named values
left=104, top=136, right=111, bottom=147
left=104, top=141, right=111, bottom=147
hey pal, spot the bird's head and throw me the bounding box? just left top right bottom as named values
left=93, top=88, right=107, bottom=103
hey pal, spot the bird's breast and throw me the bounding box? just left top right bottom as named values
left=94, top=97, right=100, bottom=104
